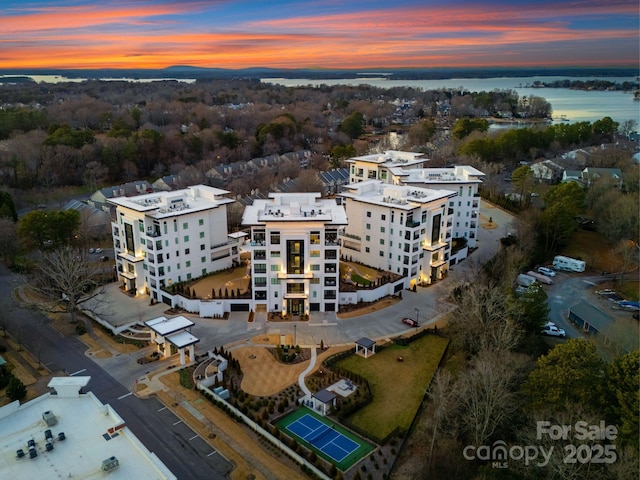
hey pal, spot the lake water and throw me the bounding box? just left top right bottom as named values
left=0, top=74, right=196, bottom=84
left=262, top=76, right=640, bottom=125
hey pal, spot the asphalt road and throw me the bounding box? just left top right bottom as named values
left=0, top=264, right=232, bottom=480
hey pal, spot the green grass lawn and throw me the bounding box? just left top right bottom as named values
left=335, top=334, right=449, bottom=440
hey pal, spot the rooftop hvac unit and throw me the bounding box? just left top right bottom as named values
left=58, top=432, right=66, bottom=441
left=102, top=456, right=119, bottom=472
left=44, top=429, right=53, bottom=441
left=45, top=442, right=53, bottom=452
left=42, top=410, right=57, bottom=426
left=16, top=449, right=25, bottom=458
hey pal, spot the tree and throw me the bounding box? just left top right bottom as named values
left=407, top=118, right=436, bottom=147
left=32, top=246, right=104, bottom=324
left=452, top=118, right=489, bottom=139
left=538, top=181, right=585, bottom=252
left=6, top=377, right=27, bottom=401
left=457, top=349, right=529, bottom=446
left=426, top=370, right=459, bottom=471
left=0, top=190, right=18, bottom=221
left=18, top=209, right=81, bottom=251
left=523, top=339, right=606, bottom=413
left=339, top=111, right=364, bottom=139
left=516, top=282, right=550, bottom=333
left=605, top=350, right=639, bottom=450
left=510, top=165, right=534, bottom=207
left=0, top=218, right=19, bottom=267
left=296, top=169, right=324, bottom=193
left=592, top=116, right=618, bottom=143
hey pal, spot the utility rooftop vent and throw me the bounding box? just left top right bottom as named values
left=42, top=411, right=57, bottom=426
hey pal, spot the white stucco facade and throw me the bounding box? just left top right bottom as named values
left=339, top=180, right=456, bottom=287
left=108, top=185, right=240, bottom=304
left=241, top=193, right=348, bottom=314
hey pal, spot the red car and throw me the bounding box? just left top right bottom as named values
left=402, top=317, right=418, bottom=327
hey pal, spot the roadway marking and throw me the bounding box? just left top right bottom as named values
left=207, top=451, right=217, bottom=457
left=69, top=369, right=86, bottom=376
left=583, top=280, right=596, bottom=286
left=157, top=406, right=167, bottom=412
left=189, top=434, right=199, bottom=441
left=173, top=420, right=183, bottom=426
left=309, top=323, right=337, bottom=327
left=117, top=392, right=133, bottom=400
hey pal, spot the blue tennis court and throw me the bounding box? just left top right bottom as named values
left=286, top=413, right=360, bottom=462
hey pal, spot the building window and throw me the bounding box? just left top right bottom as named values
left=201, top=244, right=205, bottom=250
left=271, top=278, right=281, bottom=285
left=202, top=268, right=207, bottom=275
left=270, top=232, right=280, bottom=244
left=381, top=226, right=385, bottom=233
left=311, top=278, right=320, bottom=284
left=183, top=222, right=188, bottom=230
left=270, top=251, right=281, bottom=257
left=286, top=240, right=304, bottom=274
left=365, top=247, right=370, bottom=253
left=366, top=223, right=371, bottom=229
left=138, top=220, right=144, bottom=232
left=254, top=263, right=267, bottom=273
left=201, top=256, right=206, bottom=263
left=124, top=223, right=134, bottom=255
left=184, top=235, right=189, bottom=242
left=199, top=219, right=204, bottom=226
left=185, top=248, right=190, bottom=255
left=310, top=250, right=320, bottom=257
left=379, top=250, right=384, bottom=256
left=366, top=211, right=371, bottom=217
left=380, top=239, right=385, bottom=245
left=310, top=264, right=320, bottom=271
left=186, top=261, right=191, bottom=267
left=254, top=277, right=267, bottom=287
left=271, top=264, right=281, bottom=271
left=310, top=232, right=320, bottom=244
left=187, top=273, right=192, bottom=280
left=287, top=283, right=304, bottom=294
left=381, top=214, right=386, bottom=221
left=199, top=232, right=205, bottom=238
left=365, top=235, right=370, bottom=242
left=432, top=214, right=442, bottom=244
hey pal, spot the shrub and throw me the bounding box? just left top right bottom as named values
left=75, top=323, right=87, bottom=335
left=6, top=377, right=27, bottom=401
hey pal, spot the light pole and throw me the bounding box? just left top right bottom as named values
left=414, top=308, right=420, bottom=330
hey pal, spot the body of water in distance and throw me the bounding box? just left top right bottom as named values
left=262, top=76, right=640, bottom=125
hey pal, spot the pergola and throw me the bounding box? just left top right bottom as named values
left=145, top=315, right=199, bottom=365
left=311, top=388, right=337, bottom=416
left=354, top=337, right=376, bottom=358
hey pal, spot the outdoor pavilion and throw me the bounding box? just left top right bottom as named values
left=144, top=315, right=199, bottom=365
left=311, top=388, right=337, bottom=416
left=354, top=337, right=376, bottom=358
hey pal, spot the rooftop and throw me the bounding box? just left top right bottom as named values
left=107, top=184, right=234, bottom=219
left=241, top=192, right=348, bottom=226
left=347, top=150, right=426, bottom=168
left=395, top=165, right=485, bottom=184
left=145, top=315, right=195, bottom=336
left=0, top=376, right=175, bottom=480
left=340, top=180, right=456, bottom=209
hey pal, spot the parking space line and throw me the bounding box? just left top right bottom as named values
left=118, top=392, right=133, bottom=400
left=173, top=420, right=183, bottom=426
left=189, top=434, right=199, bottom=441
left=157, top=406, right=167, bottom=412
left=69, top=369, right=86, bottom=376
left=207, top=451, right=217, bottom=457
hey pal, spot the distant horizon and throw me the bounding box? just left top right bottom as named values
left=1, top=1, right=638, bottom=70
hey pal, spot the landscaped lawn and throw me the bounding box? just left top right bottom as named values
left=335, top=334, right=449, bottom=441
left=189, top=265, right=250, bottom=298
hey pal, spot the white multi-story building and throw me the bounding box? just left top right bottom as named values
left=339, top=181, right=456, bottom=287
left=241, top=193, right=348, bottom=315
left=347, top=150, right=427, bottom=184
left=347, top=151, right=484, bottom=252
left=392, top=166, right=485, bottom=250
left=108, top=185, right=241, bottom=303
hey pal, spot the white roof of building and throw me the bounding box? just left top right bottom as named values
left=340, top=180, right=456, bottom=209
left=166, top=331, right=199, bottom=348
left=241, top=192, right=348, bottom=226
left=107, top=184, right=234, bottom=219
left=395, top=165, right=485, bottom=184
left=145, top=316, right=195, bottom=336
left=346, top=150, right=426, bottom=167
left=0, top=377, right=175, bottom=480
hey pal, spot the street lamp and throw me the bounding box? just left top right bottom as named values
left=414, top=308, right=420, bottom=330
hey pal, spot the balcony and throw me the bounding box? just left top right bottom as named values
left=340, top=232, right=361, bottom=241
left=254, top=250, right=266, bottom=260
left=405, top=220, right=420, bottom=228
left=146, top=228, right=161, bottom=238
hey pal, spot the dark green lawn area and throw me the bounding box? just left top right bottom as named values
left=335, top=334, right=449, bottom=441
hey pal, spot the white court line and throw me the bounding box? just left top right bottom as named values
left=117, top=392, right=133, bottom=400
left=173, top=420, right=183, bottom=426
left=157, top=406, right=167, bottom=412
left=69, top=369, right=86, bottom=376
left=189, top=434, right=199, bottom=441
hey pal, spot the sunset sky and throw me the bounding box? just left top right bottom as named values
left=1, top=0, right=638, bottom=70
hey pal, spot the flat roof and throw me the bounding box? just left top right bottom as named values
left=355, top=337, right=376, bottom=349
left=340, top=180, right=455, bottom=209
left=108, top=184, right=234, bottom=219
left=241, top=193, right=348, bottom=226
left=569, top=301, right=613, bottom=333
left=145, top=316, right=195, bottom=336
left=396, top=165, right=485, bottom=184
left=346, top=150, right=426, bottom=167
left=313, top=388, right=337, bottom=404
left=166, top=331, right=200, bottom=348
left=0, top=377, right=175, bottom=480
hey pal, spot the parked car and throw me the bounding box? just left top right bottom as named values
left=402, top=317, right=418, bottom=327
left=95, top=247, right=103, bottom=254
left=100, top=255, right=109, bottom=262
left=537, top=266, right=556, bottom=277
left=542, top=324, right=566, bottom=337
left=88, top=248, right=95, bottom=254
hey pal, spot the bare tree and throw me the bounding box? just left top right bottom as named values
left=32, top=247, right=105, bottom=324
left=426, top=370, right=459, bottom=471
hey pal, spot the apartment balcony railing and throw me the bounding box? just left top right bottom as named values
left=340, top=232, right=361, bottom=241
left=146, top=228, right=161, bottom=238
left=405, top=220, right=421, bottom=228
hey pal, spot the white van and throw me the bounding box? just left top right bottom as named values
left=552, top=255, right=586, bottom=272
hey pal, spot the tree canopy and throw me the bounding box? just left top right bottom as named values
left=17, top=209, right=81, bottom=251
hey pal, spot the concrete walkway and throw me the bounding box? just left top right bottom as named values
left=297, top=347, right=316, bottom=401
